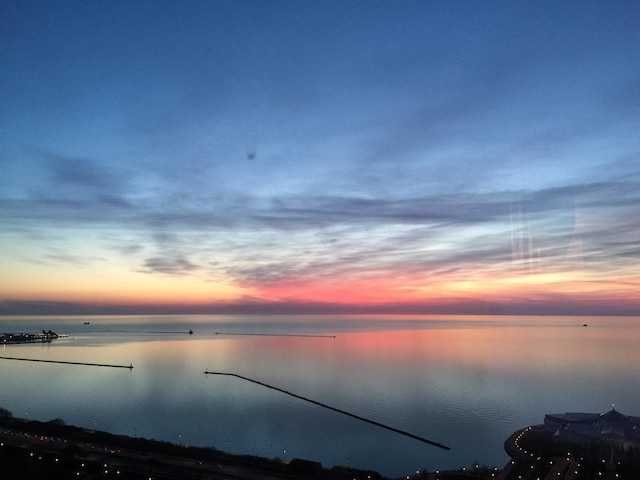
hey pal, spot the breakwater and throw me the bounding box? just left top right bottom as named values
left=215, top=332, right=336, bottom=338
left=0, top=356, right=133, bottom=369
left=204, top=370, right=450, bottom=451
left=86, top=329, right=193, bottom=334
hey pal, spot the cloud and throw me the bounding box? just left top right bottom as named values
left=35, top=248, right=103, bottom=268
left=5, top=158, right=638, bottom=238
left=111, top=242, right=144, bottom=256
left=141, top=256, right=199, bottom=276
left=0, top=152, right=137, bottom=231
left=47, top=154, right=119, bottom=190
left=2, top=141, right=638, bottom=299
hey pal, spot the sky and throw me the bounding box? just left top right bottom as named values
left=1, top=1, right=639, bottom=316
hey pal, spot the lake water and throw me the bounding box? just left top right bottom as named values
left=1, top=314, right=639, bottom=477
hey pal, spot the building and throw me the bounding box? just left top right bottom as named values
left=545, top=407, right=640, bottom=451
left=501, top=408, right=640, bottom=479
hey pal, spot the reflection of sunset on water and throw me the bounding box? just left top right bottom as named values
left=2, top=315, right=639, bottom=476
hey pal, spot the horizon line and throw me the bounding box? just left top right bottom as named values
left=1, top=299, right=638, bottom=317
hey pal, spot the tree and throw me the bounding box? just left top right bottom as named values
left=0, top=407, right=13, bottom=418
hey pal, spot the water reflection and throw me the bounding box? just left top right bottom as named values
left=1, top=316, right=639, bottom=477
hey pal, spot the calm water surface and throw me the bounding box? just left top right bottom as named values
left=1, top=315, right=639, bottom=477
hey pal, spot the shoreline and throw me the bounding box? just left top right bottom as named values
left=0, top=412, right=500, bottom=480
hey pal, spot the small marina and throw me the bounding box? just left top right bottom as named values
left=0, top=330, right=64, bottom=345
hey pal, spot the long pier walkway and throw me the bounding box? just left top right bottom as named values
left=0, top=356, right=133, bottom=369
left=204, top=370, right=450, bottom=451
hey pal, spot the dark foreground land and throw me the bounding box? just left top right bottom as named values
left=12, top=408, right=640, bottom=480
left=0, top=415, right=380, bottom=480
left=0, top=411, right=502, bottom=480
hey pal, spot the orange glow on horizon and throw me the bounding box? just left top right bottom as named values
left=0, top=262, right=250, bottom=306
left=3, top=254, right=639, bottom=312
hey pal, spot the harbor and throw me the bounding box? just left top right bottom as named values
left=0, top=330, right=64, bottom=345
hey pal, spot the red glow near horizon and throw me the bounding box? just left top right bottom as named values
left=248, top=267, right=640, bottom=313
left=3, top=257, right=640, bottom=315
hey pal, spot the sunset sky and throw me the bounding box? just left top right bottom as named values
left=1, top=1, right=639, bottom=315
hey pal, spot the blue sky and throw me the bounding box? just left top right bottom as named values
left=1, top=1, right=639, bottom=315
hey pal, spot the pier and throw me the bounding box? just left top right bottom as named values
left=0, top=356, right=133, bottom=369
left=204, top=371, right=450, bottom=451
left=215, top=332, right=336, bottom=338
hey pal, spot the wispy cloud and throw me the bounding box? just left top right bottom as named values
left=1, top=1, right=638, bottom=314
left=141, top=256, right=199, bottom=276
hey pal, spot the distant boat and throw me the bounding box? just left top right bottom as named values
left=189, top=329, right=193, bottom=335
left=583, top=323, right=588, bottom=327
left=84, top=322, right=90, bottom=325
